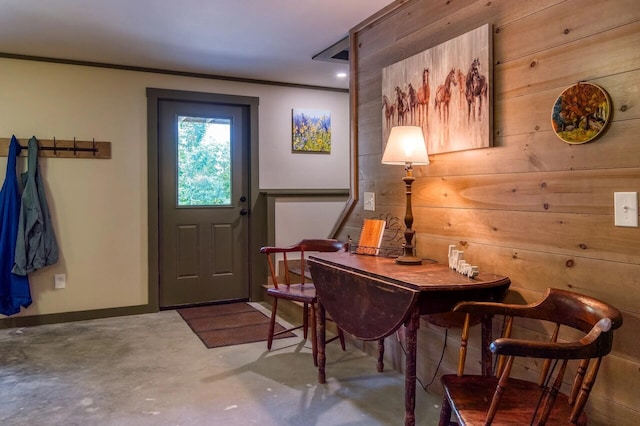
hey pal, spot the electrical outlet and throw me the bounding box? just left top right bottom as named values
left=614, top=192, right=638, bottom=227
left=364, top=192, right=375, bottom=211
left=54, top=274, right=66, bottom=289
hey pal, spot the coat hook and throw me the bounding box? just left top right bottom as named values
left=92, top=138, right=96, bottom=156
left=73, top=137, right=77, bottom=156
left=53, top=137, right=57, bottom=156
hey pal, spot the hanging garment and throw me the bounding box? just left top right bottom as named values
left=12, top=136, right=59, bottom=276
left=0, top=136, right=32, bottom=316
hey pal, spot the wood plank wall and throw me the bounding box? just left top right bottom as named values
left=340, top=0, right=639, bottom=423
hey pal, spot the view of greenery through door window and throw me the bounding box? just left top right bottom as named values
left=177, top=115, right=231, bottom=206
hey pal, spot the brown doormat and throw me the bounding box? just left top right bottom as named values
left=177, top=302, right=296, bottom=349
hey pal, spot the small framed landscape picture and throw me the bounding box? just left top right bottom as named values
left=292, top=108, right=331, bottom=153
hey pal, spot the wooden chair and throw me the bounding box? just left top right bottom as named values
left=438, top=288, right=623, bottom=426
left=260, top=239, right=347, bottom=365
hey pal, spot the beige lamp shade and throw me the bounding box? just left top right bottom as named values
left=381, top=126, right=429, bottom=165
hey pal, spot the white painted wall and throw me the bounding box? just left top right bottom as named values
left=275, top=198, right=348, bottom=247
left=0, top=58, right=349, bottom=317
left=256, top=86, right=350, bottom=190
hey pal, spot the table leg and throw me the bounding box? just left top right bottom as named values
left=317, top=301, right=327, bottom=384
left=404, top=309, right=419, bottom=426
left=377, top=338, right=385, bottom=372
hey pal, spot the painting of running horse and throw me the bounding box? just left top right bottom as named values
left=381, top=24, right=492, bottom=155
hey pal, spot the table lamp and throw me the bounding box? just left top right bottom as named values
left=381, top=126, right=429, bottom=265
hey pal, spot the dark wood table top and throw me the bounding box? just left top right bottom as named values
left=309, top=251, right=509, bottom=292
left=308, top=252, right=511, bottom=340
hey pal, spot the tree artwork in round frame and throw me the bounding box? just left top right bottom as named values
left=551, top=82, right=612, bottom=144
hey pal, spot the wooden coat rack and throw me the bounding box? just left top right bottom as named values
left=0, top=137, right=111, bottom=159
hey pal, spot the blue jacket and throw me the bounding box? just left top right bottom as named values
left=0, top=136, right=31, bottom=315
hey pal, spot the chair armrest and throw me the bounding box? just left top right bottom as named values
left=260, top=239, right=346, bottom=255
left=299, top=239, right=347, bottom=252
left=260, top=245, right=302, bottom=255
left=490, top=318, right=613, bottom=359
left=452, top=300, right=538, bottom=317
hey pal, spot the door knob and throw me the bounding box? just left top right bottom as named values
left=240, top=209, right=248, bottom=216
left=240, top=196, right=247, bottom=202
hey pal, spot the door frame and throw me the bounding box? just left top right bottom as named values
left=147, top=88, right=262, bottom=311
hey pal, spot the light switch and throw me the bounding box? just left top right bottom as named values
left=364, top=192, right=375, bottom=211
left=614, top=192, right=638, bottom=227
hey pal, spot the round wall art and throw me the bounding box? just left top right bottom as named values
left=551, top=82, right=611, bottom=144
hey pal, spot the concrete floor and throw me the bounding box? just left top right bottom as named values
left=0, top=304, right=444, bottom=425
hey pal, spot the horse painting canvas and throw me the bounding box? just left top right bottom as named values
left=381, top=24, right=492, bottom=155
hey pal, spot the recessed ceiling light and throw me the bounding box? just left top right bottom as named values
left=336, top=72, right=347, bottom=78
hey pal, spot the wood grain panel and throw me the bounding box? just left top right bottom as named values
left=355, top=67, right=384, bottom=105
left=585, top=373, right=640, bottom=426
left=497, top=21, right=640, bottom=99
left=411, top=242, right=639, bottom=361
left=357, top=101, right=383, bottom=156
left=412, top=239, right=639, bottom=316
left=347, top=2, right=639, bottom=422
left=374, top=168, right=640, bottom=214
left=391, top=0, right=477, bottom=42
left=356, top=0, right=563, bottom=78
left=496, top=70, right=640, bottom=137
left=412, top=207, right=640, bottom=263
left=359, top=118, right=640, bottom=178
left=494, top=0, right=640, bottom=65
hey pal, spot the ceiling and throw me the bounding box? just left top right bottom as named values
left=0, top=0, right=395, bottom=90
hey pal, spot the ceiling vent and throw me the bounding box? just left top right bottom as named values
left=313, top=36, right=349, bottom=63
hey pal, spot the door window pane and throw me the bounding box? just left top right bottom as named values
left=177, top=115, right=231, bottom=206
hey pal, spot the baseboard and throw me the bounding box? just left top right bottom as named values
left=0, top=304, right=156, bottom=329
